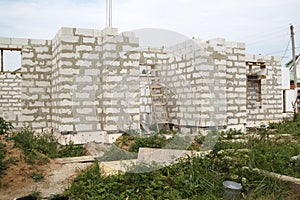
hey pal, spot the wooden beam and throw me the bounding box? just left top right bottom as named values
left=0, top=48, right=22, bottom=51
left=54, top=156, right=100, bottom=164
left=246, top=61, right=266, bottom=66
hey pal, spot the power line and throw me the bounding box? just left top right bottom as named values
left=280, top=38, right=290, bottom=60
left=264, top=47, right=300, bottom=56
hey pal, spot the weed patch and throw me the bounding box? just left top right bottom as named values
left=0, top=117, right=13, bottom=135
left=9, top=128, right=84, bottom=164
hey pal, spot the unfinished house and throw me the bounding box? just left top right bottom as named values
left=0, top=27, right=283, bottom=143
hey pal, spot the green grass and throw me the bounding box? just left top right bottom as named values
left=30, top=172, right=44, bottom=182
left=9, top=128, right=84, bottom=164
left=65, top=155, right=289, bottom=200
left=0, top=141, right=8, bottom=187
left=65, top=119, right=300, bottom=199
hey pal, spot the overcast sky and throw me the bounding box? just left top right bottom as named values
left=0, top=0, right=300, bottom=66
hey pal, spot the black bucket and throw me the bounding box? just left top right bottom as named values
left=50, top=196, right=69, bottom=200
left=16, top=195, right=37, bottom=200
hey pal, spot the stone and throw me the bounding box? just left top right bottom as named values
left=83, top=142, right=108, bottom=156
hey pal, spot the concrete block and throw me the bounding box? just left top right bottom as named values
left=228, top=55, right=237, bottom=61
left=60, top=68, right=80, bottom=75
left=83, top=37, right=95, bottom=44
left=76, top=108, right=93, bottom=115
left=76, top=60, right=92, bottom=67
left=85, top=69, right=100, bottom=76
left=0, top=44, right=9, bottom=48
left=75, top=28, right=95, bottom=37
left=106, top=76, right=122, bottom=82
left=208, top=38, right=225, bottom=45
left=60, top=61, right=73, bottom=66
left=94, top=29, right=102, bottom=37
left=237, top=42, right=246, bottom=49
left=36, top=66, right=51, bottom=73
left=227, top=67, right=237, bottom=73
left=102, top=44, right=116, bottom=51
left=36, top=81, right=50, bottom=87
left=11, top=38, right=29, bottom=45
left=102, top=27, right=118, bottom=36
left=106, top=108, right=120, bottom=114
left=122, top=45, right=135, bottom=52
left=61, top=52, right=79, bottom=59
left=75, top=92, right=91, bottom=99
left=61, top=44, right=74, bottom=51
left=30, top=39, right=47, bottom=45
left=234, top=48, right=245, bottom=55
left=61, top=35, right=80, bottom=43
left=22, top=59, right=35, bottom=66
left=21, top=115, right=35, bottom=121
left=60, top=27, right=74, bottom=36
left=0, top=37, right=10, bottom=44
left=35, top=46, right=49, bottom=53
left=59, top=124, right=74, bottom=131
left=29, top=88, right=45, bottom=93
left=83, top=53, right=99, bottom=59
left=76, top=45, right=93, bottom=52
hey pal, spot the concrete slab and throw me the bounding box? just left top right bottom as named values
left=99, top=159, right=138, bottom=175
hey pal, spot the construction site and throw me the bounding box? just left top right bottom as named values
left=0, top=26, right=289, bottom=144
left=1, top=1, right=300, bottom=199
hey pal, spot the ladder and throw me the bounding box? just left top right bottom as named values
left=147, top=66, right=170, bottom=132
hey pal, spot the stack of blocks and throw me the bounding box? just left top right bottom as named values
left=0, top=27, right=283, bottom=143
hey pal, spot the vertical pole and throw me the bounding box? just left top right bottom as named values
left=106, top=0, right=108, bottom=27
left=0, top=49, right=3, bottom=72
left=109, top=0, right=112, bottom=27
left=291, top=25, right=297, bottom=90
left=106, top=0, right=112, bottom=27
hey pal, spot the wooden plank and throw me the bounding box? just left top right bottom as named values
left=54, top=156, right=98, bottom=164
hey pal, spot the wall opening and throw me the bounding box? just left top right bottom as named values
left=246, top=61, right=266, bottom=110
left=0, top=48, right=22, bottom=73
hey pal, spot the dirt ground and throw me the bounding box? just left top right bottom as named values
left=0, top=137, right=93, bottom=200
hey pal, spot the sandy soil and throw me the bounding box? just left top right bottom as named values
left=0, top=136, right=93, bottom=200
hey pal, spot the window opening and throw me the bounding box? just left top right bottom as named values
left=0, top=48, right=22, bottom=73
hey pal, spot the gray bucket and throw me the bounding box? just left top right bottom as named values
left=223, top=181, right=242, bottom=200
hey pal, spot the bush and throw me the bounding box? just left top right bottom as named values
left=9, top=128, right=84, bottom=163
left=0, top=117, right=13, bottom=135
left=129, top=134, right=171, bottom=153
left=0, top=142, right=8, bottom=176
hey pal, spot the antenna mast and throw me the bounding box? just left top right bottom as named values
left=106, top=0, right=112, bottom=27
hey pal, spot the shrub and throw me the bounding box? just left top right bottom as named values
left=0, top=117, right=13, bottom=135
left=129, top=134, right=171, bottom=152
left=10, top=128, right=84, bottom=163
left=0, top=142, right=8, bottom=176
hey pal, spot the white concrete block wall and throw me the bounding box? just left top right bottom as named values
left=101, top=30, right=140, bottom=132
left=0, top=27, right=286, bottom=140
left=21, top=42, right=52, bottom=129
left=246, top=55, right=283, bottom=124
left=225, top=41, right=247, bottom=129
left=0, top=73, right=22, bottom=127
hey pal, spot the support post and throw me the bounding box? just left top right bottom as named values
left=0, top=49, right=3, bottom=72
left=290, top=25, right=297, bottom=90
